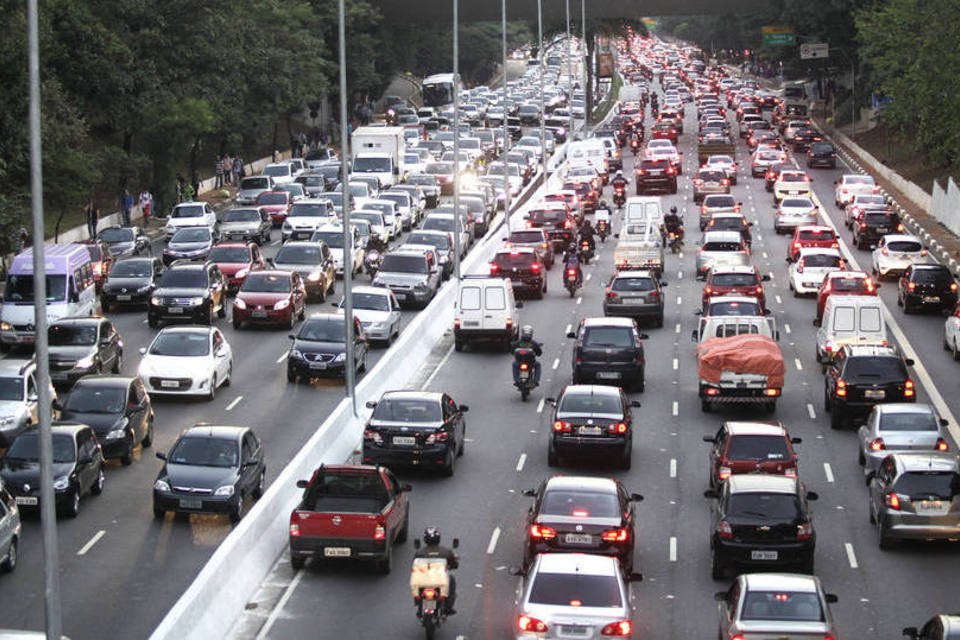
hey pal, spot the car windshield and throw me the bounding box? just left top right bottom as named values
left=409, top=233, right=449, bottom=249
left=893, top=471, right=960, bottom=501
left=879, top=411, right=939, bottom=431
left=351, top=292, right=390, bottom=312
left=171, top=228, right=210, bottom=243
left=171, top=205, right=205, bottom=219
left=3, top=274, right=66, bottom=303
left=727, top=492, right=800, bottom=519
left=65, top=385, right=125, bottom=414
left=886, top=241, right=921, bottom=252
left=297, top=319, right=345, bottom=342
left=741, top=591, right=824, bottom=622
left=0, top=378, right=22, bottom=401
left=149, top=331, right=210, bottom=357
left=6, top=432, right=75, bottom=463
left=913, top=268, right=953, bottom=285
left=275, top=245, right=321, bottom=265
left=257, top=192, right=288, bottom=205
left=208, top=247, right=250, bottom=263
left=372, top=398, right=441, bottom=422
left=241, top=177, right=270, bottom=190
left=528, top=573, right=622, bottom=608
left=48, top=324, right=97, bottom=346
left=223, top=210, right=261, bottom=223
left=169, top=437, right=239, bottom=468
left=312, top=231, right=345, bottom=248
left=289, top=203, right=329, bottom=218
left=541, top=490, right=620, bottom=518
left=99, top=228, right=134, bottom=243
left=705, top=196, right=736, bottom=208
left=711, top=273, right=756, bottom=287
left=844, top=357, right=906, bottom=383
left=263, top=165, right=290, bottom=178
left=583, top=327, right=634, bottom=348
left=727, top=435, right=790, bottom=460
left=710, top=301, right=761, bottom=316
left=241, top=273, right=290, bottom=293
left=381, top=254, right=428, bottom=274
left=557, top=392, right=622, bottom=415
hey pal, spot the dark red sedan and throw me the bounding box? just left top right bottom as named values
left=208, top=242, right=265, bottom=293
left=703, top=421, right=801, bottom=488
left=232, top=270, right=306, bottom=329
left=256, top=190, right=294, bottom=227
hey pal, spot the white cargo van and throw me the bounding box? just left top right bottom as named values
left=453, top=276, right=520, bottom=352
left=815, top=295, right=887, bottom=363
left=566, top=139, right=609, bottom=181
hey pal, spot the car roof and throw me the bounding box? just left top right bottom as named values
left=51, top=316, right=103, bottom=326
left=157, top=325, right=213, bottom=337
left=351, top=285, right=392, bottom=296
left=709, top=295, right=760, bottom=305
left=582, top=317, right=635, bottom=329
left=702, top=231, right=743, bottom=242
left=874, top=402, right=935, bottom=416
left=844, top=344, right=899, bottom=357
left=797, top=247, right=841, bottom=257
left=534, top=552, right=619, bottom=577
left=72, top=375, right=134, bottom=388
left=380, top=390, right=443, bottom=403
left=709, top=265, right=757, bottom=275
left=49, top=422, right=90, bottom=436
left=561, top=384, right=622, bottom=398
left=612, top=269, right=657, bottom=278
left=182, top=424, right=247, bottom=440
left=545, top=475, right=619, bottom=494
left=743, top=572, right=819, bottom=593
left=727, top=474, right=799, bottom=494
left=891, top=452, right=960, bottom=473
left=725, top=420, right=787, bottom=436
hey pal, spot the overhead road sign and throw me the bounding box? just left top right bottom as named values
left=800, top=43, right=829, bottom=60
left=764, top=33, right=797, bottom=46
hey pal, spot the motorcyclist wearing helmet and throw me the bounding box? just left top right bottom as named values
left=610, top=170, right=629, bottom=191
left=579, top=218, right=596, bottom=250
left=365, top=231, right=388, bottom=255
left=662, top=205, right=684, bottom=243
left=414, top=527, right=459, bottom=615
left=563, top=242, right=582, bottom=286
left=594, top=201, right=612, bottom=229
left=510, top=325, right=543, bottom=386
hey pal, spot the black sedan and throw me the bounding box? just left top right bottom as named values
left=898, top=263, right=958, bottom=313
left=57, top=376, right=153, bottom=465
left=153, top=424, right=265, bottom=523
left=162, top=227, right=215, bottom=266
left=101, top=256, right=163, bottom=312
left=47, top=316, right=123, bottom=387
left=522, top=475, right=642, bottom=571
left=0, top=423, right=105, bottom=518
left=361, top=390, right=468, bottom=476
left=705, top=474, right=818, bottom=578
left=547, top=384, right=640, bottom=469
left=286, top=314, right=368, bottom=383
left=568, top=317, right=648, bottom=391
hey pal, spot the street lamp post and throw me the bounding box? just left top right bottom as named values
left=502, top=0, right=511, bottom=233
left=337, top=0, right=356, bottom=415
left=581, top=0, right=587, bottom=121
left=566, top=0, right=573, bottom=139
left=452, top=0, right=461, bottom=278
left=537, top=0, right=548, bottom=182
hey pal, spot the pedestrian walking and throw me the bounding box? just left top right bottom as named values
left=192, top=171, right=201, bottom=199
left=139, top=188, right=153, bottom=224
left=215, top=156, right=225, bottom=189
left=232, top=156, right=242, bottom=185
left=175, top=173, right=186, bottom=203
left=84, top=200, right=99, bottom=239
left=120, top=188, right=134, bottom=226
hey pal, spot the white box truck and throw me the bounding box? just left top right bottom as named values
left=351, top=126, right=406, bottom=189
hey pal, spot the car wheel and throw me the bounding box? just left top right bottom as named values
left=142, top=419, right=154, bottom=448
left=64, top=487, right=80, bottom=518
left=298, top=304, right=306, bottom=321
left=286, top=311, right=295, bottom=330
left=952, top=339, right=960, bottom=362
left=375, top=539, right=392, bottom=574
left=233, top=318, right=242, bottom=330
left=223, top=363, right=232, bottom=387
left=1, top=537, right=17, bottom=573
left=547, top=444, right=559, bottom=467
left=287, top=368, right=298, bottom=383
left=153, top=504, right=166, bottom=520
left=800, top=557, right=815, bottom=574
left=711, top=548, right=726, bottom=580
left=207, top=376, right=217, bottom=401
left=633, top=375, right=645, bottom=393
left=228, top=495, right=243, bottom=523
left=620, top=447, right=632, bottom=470
left=441, top=448, right=456, bottom=477
left=701, top=399, right=711, bottom=413
left=147, top=316, right=158, bottom=329
left=858, top=447, right=866, bottom=466
left=217, top=299, right=226, bottom=319
left=112, top=350, right=122, bottom=374
left=397, top=511, right=410, bottom=543
left=877, top=519, right=897, bottom=550
left=102, top=301, right=111, bottom=314
left=655, top=313, right=664, bottom=328
left=317, top=284, right=326, bottom=304
left=120, top=437, right=134, bottom=466
left=91, top=468, right=105, bottom=494
left=252, top=469, right=266, bottom=499
left=830, top=408, right=844, bottom=430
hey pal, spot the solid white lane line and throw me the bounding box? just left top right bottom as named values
left=486, top=527, right=501, bottom=555
left=536, top=398, right=545, bottom=414
left=255, top=569, right=305, bottom=640
left=669, top=536, right=677, bottom=562
left=824, top=462, right=835, bottom=483
left=672, top=401, right=679, bottom=416
left=672, top=358, right=678, bottom=370
left=784, top=323, right=792, bottom=334
left=422, top=343, right=455, bottom=390
left=794, top=358, right=803, bottom=371
left=670, top=458, right=677, bottom=478
left=677, top=270, right=683, bottom=280
left=775, top=295, right=783, bottom=304
left=552, top=358, right=560, bottom=370
left=275, top=352, right=288, bottom=364
left=77, top=530, right=106, bottom=556
left=270, top=240, right=281, bottom=246
left=576, top=296, right=582, bottom=305
left=516, top=453, right=527, bottom=472
left=762, top=251, right=768, bottom=259
left=225, top=396, right=243, bottom=411
left=807, top=403, right=817, bottom=420
left=844, top=542, right=859, bottom=569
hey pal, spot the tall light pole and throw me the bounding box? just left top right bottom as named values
left=502, top=0, right=511, bottom=232
left=26, top=1, right=63, bottom=638
left=337, top=0, right=356, bottom=415
left=452, top=0, right=462, bottom=277
left=581, top=0, right=587, bottom=121
left=566, top=0, right=573, bottom=138
left=537, top=0, right=548, bottom=182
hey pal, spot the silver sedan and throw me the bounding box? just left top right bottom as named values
left=858, top=403, right=950, bottom=474
left=774, top=197, right=818, bottom=235
left=717, top=573, right=839, bottom=640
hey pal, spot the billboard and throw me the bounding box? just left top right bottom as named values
left=597, top=52, right=614, bottom=78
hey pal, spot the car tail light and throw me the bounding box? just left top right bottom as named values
left=755, top=286, right=764, bottom=295
left=718, top=466, right=732, bottom=481
left=453, top=317, right=461, bottom=330
left=904, top=379, right=915, bottom=398
left=362, top=429, right=383, bottom=444
left=717, top=519, right=733, bottom=539
left=785, top=467, right=798, bottom=478
left=425, top=430, right=449, bottom=444
left=952, top=283, right=959, bottom=292
left=908, top=282, right=916, bottom=291
left=531, top=262, right=541, bottom=273
left=490, top=263, right=500, bottom=274
left=517, top=616, right=548, bottom=632
left=606, top=291, right=619, bottom=300
left=797, top=522, right=813, bottom=540
left=529, top=523, right=557, bottom=540
left=936, top=437, right=949, bottom=451
left=600, top=528, right=629, bottom=543
left=865, top=279, right=876, bottom=293
left=607, top=422, right=629, bottom=434
left=705, top=387, right=719, bottom=396
left=704, top=286, right=713, bottom=296
left=764, top=388, right=780, bottom=396
left=553, top=420, right=572, bottom=433
left=870, top=438, right=886, bottom=451
left=885, top=492, right=902, bottom=510
left=898, top=224, right=905, bottom=232
left=374, top=524, right=386, bottom=540
left=289, top=523, right=300, bottom=537
left=601, top=620, right=633, bottom=636
left=422, top=588, right=437, bottom=600
left=666, top=167, right=676, bottom=175
left=506, top=317, right=513, bottom=331
left=835, top=379, right=846, bottom=397
left=722, top=179, right=729, bottom=186
left=648, top=290, right=659, bottom=299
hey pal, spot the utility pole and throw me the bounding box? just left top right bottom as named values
left=537, top=0, right=548, bottom=182
left=502, top=0, right=511, bottom=233
left=337, top=0, right=356, bottom=416
left=452, top=0, right=462, bottom=277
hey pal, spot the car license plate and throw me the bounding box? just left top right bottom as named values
left=917, top=500, right=945, bottom=513
left=578, top=426, right=602, bottom=436
left=518, top=370, right=530, bottom=381
left=751, top=550, right=778, bottom=561
left=17, top=335, right=34, bottom=344
left=876, top=227, right=889, bottom=233
left=924, top=296, right=940, bottom=303
left=311, top=362, right=327, bottom=370
left=865, top=389, right=886, bottom=399
left=251, top=311, right=268, bottom=318
left=116, top=294, right=132, bottom=301
left=160, top=380, right=179, bottom=388
left=564, top=533, right=593, bottom=544
left=167, top=307, right=183, bottom=314
left=50, top=372, right=67, bottom=381
left=323, top=547, right=351, bottom=557
left=559, top=625, right=589, bottom=635
left=15, top=496, right=37, bottom=506
left=393, top=436, right=417, bottom=446
left=462, top=320, right=479, bottom=327
left=596, top=371, right=620, bottom=380
left=178, top=498, right=202, bottom=509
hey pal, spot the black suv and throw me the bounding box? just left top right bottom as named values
left=824, top=345, right=916, bottom=429
left=806, top=141, right=837, bottom=169
left=547, top=384, right=640, bottom=469
left=147, top=261, right=226, bottom=327
left=853, top=209, right=902, bottom=250
left=101, top=256, right=163, bottom=312
left=526, top=206, right=574, bottom=252
left=489, top=248, right=546, bottom=299
left=705, top=475, right=818, bottom=579
left=286, top=314, right=368, bottom=383
left=568, top=317, right=648, bottom=391
left=362, top=390, right=468, bottom=476
left=792, top=128, right=822, bottom=152
left=899, top=263, right=959, bottom=313
left=635, top=159, right=677, bottom=195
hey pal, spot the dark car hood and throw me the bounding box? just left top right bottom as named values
left=105, top=241, right=136, bottom=255
left=293, top=339, right=346, bottom=355
left=154, top=286, right=208, bottom=297
left=59, top=410, right=124, bottom=434
left=0, top=459, right=75, bottom=486
left=165, top=241, right=211, bottom=253
left=163, top=463, right=238, bottom=490
left=104, top=276, right=152, bottom=291
left=48, top=345, right=96, bottom=361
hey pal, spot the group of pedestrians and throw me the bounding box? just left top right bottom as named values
left=83, top=186, right=155, bottom=240
left=215, top=154, right=245, bottom=189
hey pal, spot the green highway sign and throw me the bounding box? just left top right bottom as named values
left=763, top=33, right=796, bottom=46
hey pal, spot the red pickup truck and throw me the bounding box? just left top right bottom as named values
left=289, top=464, right=411, bottom=573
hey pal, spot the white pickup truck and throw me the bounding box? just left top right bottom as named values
left=614, top=218, right=664, bottom=275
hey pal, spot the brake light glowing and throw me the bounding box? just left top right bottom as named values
left=836, top=379, right=846, bottom=397
left=904, top=379, right=915, bottom=397
left=607, top=422, right=629, bottom=434
left=531, top=262, right=541, bottom=273
left=490, top=263, right=500, bottom=274
left=601, top=620, right=633, bottom=636
left=870, top=438, right=886, bottom=451
left=717, top=520, right=733, bottom=539
left=553, top=420, right=572, bottom=433
left=785, top=467, right=798, bottom=478
left=519, top=362, right=529, bottom=371
left=517, top=615, right=548, bottom=632
left=601, top=528, right=629, bottom=543
left=886, top=492, right=901, bottom=510
left=422, top=587, right=437, bottom=600
left=764, top=388, right=781, bottom=396
left=289, top=523, right=300, bottom=537
left=362, top=429, right=383, bottom=444
left=529, top=524, right=557, bottom=539
left=718, top=466, right=732, bottom=481
left=952, top=283, right=958, bottom=292
left=567, top=269, right=577, bottom=277
left=374, top=524, right=386, bottom=540
left=936, top=438, right=949, bottom=451
left=705, top=387, right=719, bottom=396
left=774, top=594, right=790, bottom=602
left=908, top=282, right=916, bottom=291
left=797, top=522, right=813, bottom=540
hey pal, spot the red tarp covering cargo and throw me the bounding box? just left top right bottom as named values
left=697, top=334, right=785, bottom=388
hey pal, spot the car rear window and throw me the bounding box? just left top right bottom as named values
left=641, top=160, right=670, bottom=170
left=781, top=198, right=813, bottom=209
left=913, top=268, right=953, bottom=284
left=802, top=254, right=842, bottom=268
left=711, top=273, right=757, bottom=287
left=831, top=277, right=868, bottom=292
left=886, top=240, right=921, bottom=252
left=528, top=209, right=568, bottom=225
left=709, top=301, right=761, bottom=316
left=528, top=573, right=622, bottom=608
left=704, top=195, right=736, bottom=208
left=843, top=356, right=907, bottom=383
left=541, top=490, right=620, bottom=518
left=372, top=398, right=441, bottom=422
left=557, top=392, right=623, bottom=415
left=893, top=471, right=960, bottom=500
left=460, top=286, right=481, bottom=310
left=703, top=242, right=742, bottom=252
left=698, top=170, right=725, bottom=181
left=494, top=253, right=536, bottom=268
left=727, top=435, right=790, bottom=461
left=510, top=231, right=545, bottom=244
left=878, top=411, right=939, bottom=432
left=846, top=176, right=875, bottom=186
left=741, top=591, right=824, bottom=622
left=864, top=212, right=899, bottom=225
left=726, top=492, right=800, bottom=519
left=798, top=229, right=835, bottom=241
left=381, top=254, right=428, bottom=274
left=583, top=327, right=634, bottom=348
left=611, top=277, right=655, bottom=292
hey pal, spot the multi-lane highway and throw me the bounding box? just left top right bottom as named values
left=243, top=81, right=960, bottom=640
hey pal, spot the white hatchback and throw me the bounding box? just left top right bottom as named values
left=138, top=326, right=233, bottom=400
left=871, top=234, right=930, bottom=279
left=789, top=248, right=845, bottom=296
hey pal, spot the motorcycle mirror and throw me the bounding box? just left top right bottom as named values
left=630, top=400, right=641, bottom=408
left=452, top=538, right=460, bottom=549
left=522, top=488, right=537, bottom=497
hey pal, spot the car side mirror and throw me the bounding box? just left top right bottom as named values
left=630, top=400, right=641, bottom=408
left=52, top=399, right=63, bottom=412
left=904, top=358, right=915, bottom=366
left=940, top=418, right=949, bottom=427
left=870, top=245, right=877, bottom=250
left=748, top=221, right=754, bottom=226
left=785, top=256, right=794, bottom=263
left=703, top=489, right=719, bottom=498
left=613, top=233, right=620, bottom=239
left=522, top=488, right=537, bottom=497
left=365, top=400, right=377, bottom=409
left=714, top=591, right=727, bottom=602
left=508, top=565, right=525, bottom=577
left=690, top=330, right=698, bottom=343
left=763, top=308, right=772, bottom=316
left=627, top=572, right=643, bottom=582
left=791, top=437, right=803, bottom=444
left=330, top=302, right=338, bottom=307
left=138, top=347, right=147, bottom=356
left=702, top=435, right=715, bottom=443
left=660, top=281, right=668, bottom=287
left=452, top=537, right=460, bottom=549
left=296, top=479, right=309, bottom=489
left=155, top=452, right=167, bottom=461
left=630, top=492, right=644, bottom=502
left=638, top=333, right=649, bottom=340
left=812, top=318, right=821, bottom=327
left=694, top=309, right=702, bottom=316
left=566, top=331, right=576, bottom=339
left=244, top=458, right=258, bottom=467
left=266, top=258, right=275, bottom=266
left=515, top=301, right=524, bottom=308
left=825, top=594, right=838, bottom=604
left=902, top=627, right=919, bottom=640
left=761, top=274, right=771, bottom=282
left=288, top=334, right=296, bottom=340
left=806, top=491, right=819, bottom=501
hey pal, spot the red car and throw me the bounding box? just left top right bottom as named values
left=256, top=190, right=294, bottom=227
left=788, top=225, right=839, bottom=262
left=80, top=240, right=114, bottom=292
left=703, top=421, right=802, bottom=488
left=232, top=270, right=306, bottom=329
left=651, top=121, right=679, bottom=143
left=702, top=265, right=770, bottom=310
left=207, top=242, right=266, bottom=293
left=815, top=271, right=878, bottom=321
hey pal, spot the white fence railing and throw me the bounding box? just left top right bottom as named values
left=932, top=177, right=960, bottom=237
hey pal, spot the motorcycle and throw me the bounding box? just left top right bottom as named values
left=596, top=219, right=609, bottom=243
left=513, top=347, right=539, bottom=401
left=564, top=266, right=581, bottom=298
left=412, top=538, right=459, bottom=640
left=629, top=137, right=641, bottom=155
left=612, top=186, right=626, bottom=208
left=667, top=228, right=684, bottom=254
left=364, top=249, right=382, bottom=278
left=579, top=239, right=594, bottom=265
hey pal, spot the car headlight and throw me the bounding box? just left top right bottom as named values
left=214, top=485, right=235, bottom=496
left=137, top=284, right=152, bottom=293
left=154, top=479, right=170, bottom=492
left=106, top=428, right=126, bottom=440
left=0, top=322, right=11, bottom=331
left=282, top=222, right=292, bottom=232
left=333, top=353, right=346, bottom=363
left=76, top=354, right=96, bottom=370
left=369, top=322, right=385, bottom=331
left=275, top=299, right=291, bottom=310
left=150, top=296, right=162, bottom=306
left=233, top=297, right=247, bottom=310
left=289, top=349, right=304, bottom=360
left=188, top=297, right=205, bottom=306
left=234, top=268, right=249, bottom=279
left=414, top=282, right=429, bottom=290
left=307, top=271, right=322, bottom=282
left=53, top=477, right=70, bottom=491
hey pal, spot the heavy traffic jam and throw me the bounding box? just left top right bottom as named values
left=0, top=27, right=957, bottom=640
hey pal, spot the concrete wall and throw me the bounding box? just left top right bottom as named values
left=932, top=177, right=960, bottom=237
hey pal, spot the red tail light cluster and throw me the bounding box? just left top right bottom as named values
left=870, top=438, right=886, bottom=451
left=553, top=420, right=572, bottom=433
left=936, top=438, right=949, bottom=451
left=601, top=620, right=633, bottom=636
left=607, top=422, right=629, bottom=434
left=885, top=492, right=902, bottom=510
left=518, top=616, right=548, bottom=632
left=717, top=519, right=733, bottom=539
left=904, top=379, right=915, bottom=398
left=601, top=528, right=629, bottom=542
left=529, top=523, right=557, bottom=539
left=797, top=522, right=813, bottom=540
